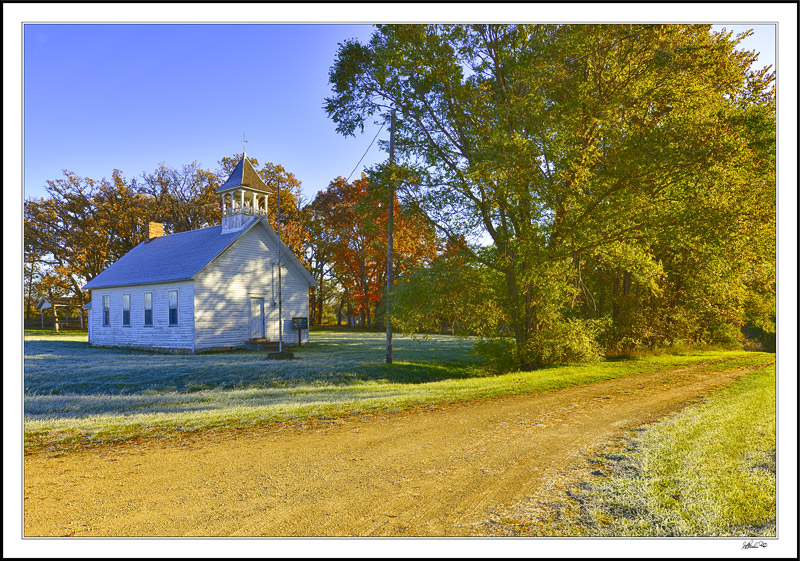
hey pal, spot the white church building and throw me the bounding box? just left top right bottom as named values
left=83, top=156, right=316, bottom=353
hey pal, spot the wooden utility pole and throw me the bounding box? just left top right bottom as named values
left=386, top=109, right=396, bottom=365
left=277, top=178, right=283, bottom=353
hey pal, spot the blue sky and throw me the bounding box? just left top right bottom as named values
left=23, top=23, right=382, bottom=201
left=22, top=23, right=776, bottom=203
left=5, top=4, right=797, bottom=560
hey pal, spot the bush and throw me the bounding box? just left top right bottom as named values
left=741, top=323, right=776, bottom=353
left=472, top=337, right=518, bottom=375
left=520, top=318, right=604, bottom=368
left=707, top=322, right=744, bottom=350
left=473, top=318, right=604, bottom=374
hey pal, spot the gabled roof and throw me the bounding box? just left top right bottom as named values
left=82, top=217, right=317, bottom=290
left=215, top=156, right=275, bottom=195
left=83, top=223, right=253, bottom=290
left=255, top=218, right=318, bottom=288
left=36, top=297, right=83, bottom=311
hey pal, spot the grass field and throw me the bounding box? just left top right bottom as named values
left=496, top=363, right=777, bottom=537
left=585, top=363, right=776, bottom=536
left=23, top=330, right=773, bottom=451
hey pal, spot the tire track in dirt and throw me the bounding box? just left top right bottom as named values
left=23, top=360, right=771, bottom=536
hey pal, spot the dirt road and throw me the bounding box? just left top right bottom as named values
left=23, top=361, right=767, bottom=537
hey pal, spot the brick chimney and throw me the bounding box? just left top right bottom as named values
left=147, top=221, right=164, bottom=240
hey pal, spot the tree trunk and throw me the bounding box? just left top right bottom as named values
left=504, top=265, right=532, bottom=368
left=315, top=277, right=325, bottom=325
left=336, top=298, right=345, bottom=327
left=309, top=287, right=317, bottom=326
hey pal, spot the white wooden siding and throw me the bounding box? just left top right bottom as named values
left=193, top=224, right=310, bottom=350
left=88, top=281, right=195, bottom=351
left=85, top=219, right=312, bottom=353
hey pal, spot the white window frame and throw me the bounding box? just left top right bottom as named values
left=168, top=290, right=179, bottom=326
left=122, top=294, right=131, bottom=326
left=102, top=295, right=110, bottom=327
left=144, top=292, right=153, bottom=326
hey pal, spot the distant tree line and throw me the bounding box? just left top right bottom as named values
left=24, top=155, right=437, bottom=333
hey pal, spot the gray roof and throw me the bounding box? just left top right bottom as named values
left=215, top=156, right=274, bottom=195
left=83, top=223, right=251, bottom=290
left=36, top=297, right=83, bottom=310
left=83, top=218, right=317, bottom=290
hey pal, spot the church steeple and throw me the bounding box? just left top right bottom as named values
left=216, top=155, right=275, bottom=232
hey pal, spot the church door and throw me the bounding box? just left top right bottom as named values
left=250, top=297, right=265, bottom=339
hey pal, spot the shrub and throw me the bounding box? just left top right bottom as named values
left=473, top=318, right=604, bottom=374
left=706, top=322, right=744, bottom=350
left=520, top=318, right=604, bottom=368
left=472, top=337, right=518, bottom=375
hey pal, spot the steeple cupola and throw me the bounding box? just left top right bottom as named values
left=216, top=156, right=275, bottom=232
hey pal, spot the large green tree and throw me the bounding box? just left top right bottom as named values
left=325, top=24, right=775, bottom=367
left=391, top=239, right=504, bottom=337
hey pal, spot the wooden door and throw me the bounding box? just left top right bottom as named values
left=250, top=297, right=264, bottom=339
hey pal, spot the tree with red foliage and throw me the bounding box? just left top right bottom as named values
left=311, top=173, right=437, bottom=328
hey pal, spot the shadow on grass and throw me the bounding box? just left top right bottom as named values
left=23, top=339, right=138, bottom=357
left=356, top=361, right=485, bottom=384
left=24, top=333, right=485, bottom=400
left=604, top=354, right=635, bottom=362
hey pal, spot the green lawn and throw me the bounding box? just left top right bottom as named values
left=506, top=363, right=777, bottom=537
left=23, top=330, right=774, bottom=451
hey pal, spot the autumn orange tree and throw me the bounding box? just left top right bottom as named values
left=25, top=155, right=321, bottom=325
left=311, top=174, right=438, bottom=328
left=25, top=161, right=223, bottom=315
left=23, top=233, right=45, bottom=319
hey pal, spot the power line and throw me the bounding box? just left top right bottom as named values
left=345, top=122, right=385, bottom=183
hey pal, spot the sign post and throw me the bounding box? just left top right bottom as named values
left=292, top=316, right=308, bottom=347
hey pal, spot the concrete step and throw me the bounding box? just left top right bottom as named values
left=245, top=338, right=280, bottom=351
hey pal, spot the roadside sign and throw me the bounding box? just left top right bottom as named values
left=292, top=317, right=308, bottom=346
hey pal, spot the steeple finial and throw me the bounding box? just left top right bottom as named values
left=242, top=133, right=247, bottom=159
